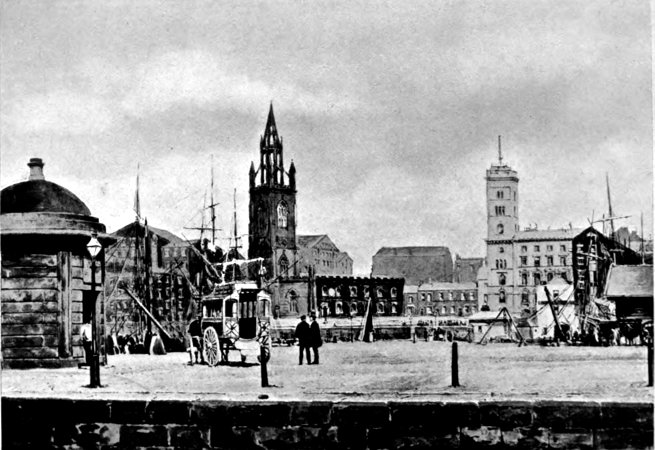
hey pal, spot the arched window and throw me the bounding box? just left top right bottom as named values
left=390, top=287, right=397, bottom=298
left=427, top=293, right=432, bottom=302
left=497, top=223, right=504, bottom=234
left=499, top=273, right=506, bottom=285
left=288, top=291, right=298, bottom=313
left=441, top=306, right=446, bottom=315
left=521, top=289, right=530, bottom=305
left=277, top=201, right=288, bottom=228
left=499, top=289, right=506, bottom=303
left=408, top=296, right=414, bottom=304
left=279, top=254, right=289, bottom=277
left=521, top=272, right=528, bottom=285
left=533, top=272, right=541, bottom=286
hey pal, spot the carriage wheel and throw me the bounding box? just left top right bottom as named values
left=203, top=327, right=220, bottom=367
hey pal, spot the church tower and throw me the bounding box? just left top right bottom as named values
left=248, top=104, right=298, bottom=279
left=485, top=136, right=519, bottom=310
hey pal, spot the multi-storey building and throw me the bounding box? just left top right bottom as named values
left=371, top=246, right=453, bottom=285
left=407, top=282, right=478, bottom=317
left=483, top=141, right=581, bottom=315
left=105, top=222, right=193, bottom=346
left=297, top=234, right=353, bottom=276
left=314, top=276, right=404, bottom=318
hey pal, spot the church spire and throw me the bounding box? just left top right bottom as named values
left=255, top=103, right=285, bottom=187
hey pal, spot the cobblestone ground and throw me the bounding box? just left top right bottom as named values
left=2, top=341, right=651, bottom=401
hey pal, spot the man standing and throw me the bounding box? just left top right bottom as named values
left=309, top=312, right=322, bottom=364
left=295, top=315, right=311, bottom=365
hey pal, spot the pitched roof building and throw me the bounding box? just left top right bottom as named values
left=371, top=246, right=453, bottom=286
left=297, top=234, right=353, bottom=276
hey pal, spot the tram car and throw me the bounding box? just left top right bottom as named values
left=201, top=281, right=272, bottom=366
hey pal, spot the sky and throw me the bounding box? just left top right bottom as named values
left=1, top=0, right=652, bottom=275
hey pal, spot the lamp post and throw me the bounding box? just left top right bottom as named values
left=86, top=233, right=103, bottom=388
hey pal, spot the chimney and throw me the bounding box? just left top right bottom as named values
left=27, top=158, right=45, bottom=181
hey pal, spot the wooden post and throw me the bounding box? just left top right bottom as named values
left=451, top=342, right=460, bottom=387
left=648, top=342, right=653, bottom=387
left=260, top=346, right=269, bottom=388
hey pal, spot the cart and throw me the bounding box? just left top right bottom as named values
left=201, top=282, right=272, bottom=366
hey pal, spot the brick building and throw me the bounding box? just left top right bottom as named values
left=314, top=276, right=404, bottom=318
left=297, top=234, right=353, bottom=276
left=371, top=246, right=453, bottom=286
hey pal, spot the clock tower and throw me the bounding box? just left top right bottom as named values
left=248, top=104, right=299, bottom=280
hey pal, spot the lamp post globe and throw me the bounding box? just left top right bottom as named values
left=86, top=233, right=103, bottom=388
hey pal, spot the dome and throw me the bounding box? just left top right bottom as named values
left=1, top=158, right=91, bottom=216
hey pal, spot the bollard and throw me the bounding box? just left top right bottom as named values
left=451, top=342, right=460, bottom=387
left=648, top=342, right=653, bottom=387
left=260, top=346, right=269, bottom=388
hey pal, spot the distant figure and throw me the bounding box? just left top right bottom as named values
left=309, top=313, right=322, bottom=365
left=187, top=318, right=204, bottom=364
left=80, top=322, right=92, bottom=366
left=295, top=315, right=311, bottom=365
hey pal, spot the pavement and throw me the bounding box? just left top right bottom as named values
left=3, top=340, right=652, bottom=403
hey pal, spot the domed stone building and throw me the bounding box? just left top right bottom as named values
left=1, top=158, right=115, bottom=368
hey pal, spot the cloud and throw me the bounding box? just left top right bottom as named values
left=4, top=90, right=117, bottom=135
left=121, top=49, right=359, bottom=117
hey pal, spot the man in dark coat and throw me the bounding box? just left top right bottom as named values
left=295, top=315, right=311, bottom=365
left=309, top=312, right=322, bottom=364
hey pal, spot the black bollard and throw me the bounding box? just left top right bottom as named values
left=451, top=342, right=460, bottom=387
left=648, top=342, right=653, bottom=387
left=260, top=346, right=269, bottom=388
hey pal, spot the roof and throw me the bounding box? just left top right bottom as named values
left=1, top=180, right=91, bottom=216
left=605, top=265, right=653, bottom=299
left=374, top=246, right=451, bottom=256
left=404, top=285, right=419, bottom=294
left=512, top=228, right=582, bottom=242
left=297, top=234, right=328, bottom=248
left=419, top=282, right=476, bottom=291
left=111, top=222, right=186, bottom=246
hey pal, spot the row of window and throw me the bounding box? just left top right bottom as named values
left=495, top=190, right=517, bottom=201
left=519, top=255, right=567, bottom=267
left=408, top=291, right=476, bottom=303
left=521, top=244, right=567, bottom=253
left=496, top=271, right=569, bottom=286
left=495, top=259, right=508, bottom=269
left=320, top=285, right=399, bottom=298
left=411, top=305, right=477, bottom=316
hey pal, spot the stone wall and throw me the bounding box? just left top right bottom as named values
left=1, top=251, right=105, bottom=368
left=3, top=397, right=652, bottom=449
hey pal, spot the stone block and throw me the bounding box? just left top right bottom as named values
left=146, top=400, right=190, bottom=424
left=533, top=401, right=600, bottom=431
left=120, top=425, right=168, bottom=447
left=168, top=425, right=210, bottom=447
left=600, top=402, right=654, bottom=430
left=389, top=401, right=443, bottom=428
left=460, top=425, right=502, bottom=446
left=288, top=401, right=333, bottom=426
left=71, top=400, right=112, bottom=423
left=596, top=428, right=655, bottom=449
left=332, top=401, right=390, bottom=427
left=74, top=423, right=120, bottom=447
left=480, top=400, right=534, bottom=430
left=111, top=400, right=148, bottom=423
left=502, top=427, right=550, bottom=449
left=228, top=402, right=292, bottom=427
left=548, top=430, right=594, bottom=449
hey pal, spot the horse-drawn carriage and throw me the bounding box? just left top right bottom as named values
left=201, top=281, right=272, bottom=366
